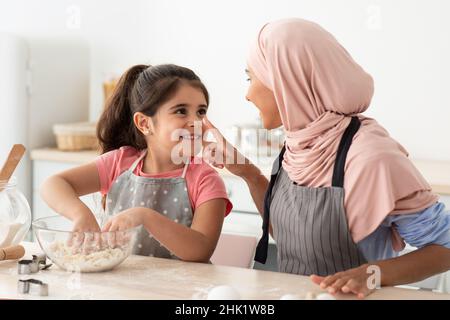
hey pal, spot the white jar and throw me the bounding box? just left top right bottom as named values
left=0, top=176, right=31, bottom=248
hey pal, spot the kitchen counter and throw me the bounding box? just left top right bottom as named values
left=31, top=148, right=450, bottom=195
left=0, top=242, right=449, bottom=300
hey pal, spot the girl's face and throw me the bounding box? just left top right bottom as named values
left=135, top=84, right=208, bottom=159
left=245, top=67, right=282, bottom=129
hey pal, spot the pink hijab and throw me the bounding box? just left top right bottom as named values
left=248, top=18, right=438, bottom=249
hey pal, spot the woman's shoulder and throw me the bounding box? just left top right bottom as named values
left=349, top=119, right=408, bottom=164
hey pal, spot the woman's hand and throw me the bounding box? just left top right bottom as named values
left=202, top=117, right=258, bottom=179
left=310, top=264, right=376, bottom=299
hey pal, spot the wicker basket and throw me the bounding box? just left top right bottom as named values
left=103, top=78, right=119, bottom=109
left=53, top=122, right=98, bottom=151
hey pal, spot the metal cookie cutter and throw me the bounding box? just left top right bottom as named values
left=18, top=260, right=39, bottom=275
left=32, top=254, right=52, bottom=270
left=18, top=279, right=49, bottom=296
left=18, top=254, right=52, bottom=275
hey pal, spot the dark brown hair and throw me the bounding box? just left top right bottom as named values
left=97, top=64, right=209, bottom=154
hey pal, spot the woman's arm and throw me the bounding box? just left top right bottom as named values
left=311, top=244, right=450, bottom=298
left=312, top=204, right=450, bottom=298
left=375, top=244, right=450, bottom=286
left=240, top=165, right=269, bottom=216
left=40, top=162, right=101, bottom=231
left=104, top=198, right=226, bottom=262
left=240, top=165, right=273, bottom=236
left=202, top=117, right=271, bottom=233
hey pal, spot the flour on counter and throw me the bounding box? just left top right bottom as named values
left=47, top=241, right=128, bottom=272
left=0, top=222, right=24, bottom=248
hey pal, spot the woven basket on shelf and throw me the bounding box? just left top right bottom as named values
left=53, top=122, right=99, bottom=151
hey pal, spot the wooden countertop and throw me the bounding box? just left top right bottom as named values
left=0, top=242, right=448, bottom=300
left=31, top=148, right=450, bottom=195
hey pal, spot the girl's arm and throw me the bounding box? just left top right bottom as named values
left=144, top=199, right=225, bottom=262
left=40, top=162, right=101, bottom=231
left=104, top=199, right=226, bottom=262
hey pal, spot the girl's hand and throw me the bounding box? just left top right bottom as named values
left=101, top=208, right=148, bottom=248
left=72, top=212, right=101, bottom=233
left=67, top=211, right=102, bottom=254
left=102, top=207, right=146, bottom=232
left=202, top=117, right=255, bottom=178
left=310, top=264, right=376, bottom=299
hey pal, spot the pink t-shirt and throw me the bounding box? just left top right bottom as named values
left=95, top=146, right=233, bottom=216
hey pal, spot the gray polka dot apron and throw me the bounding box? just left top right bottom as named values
left=255, top=117, right=367, bottom=276
left=104, top=150, right=193, bottom=259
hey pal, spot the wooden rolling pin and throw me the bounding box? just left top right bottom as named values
left=0, top=245, right=25, bottom=261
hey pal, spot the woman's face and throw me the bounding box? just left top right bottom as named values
left=245, top=67, right=282, bottom=129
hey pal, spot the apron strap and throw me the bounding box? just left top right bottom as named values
left=128, top=150, right=190, bottom=178
left=331, top=116, right=361, bottom=188
left=254, top=144, right=286, bottom=264
left=128, top=150, right=148, bottom=173
left=181, top=158, right=190, bottom=179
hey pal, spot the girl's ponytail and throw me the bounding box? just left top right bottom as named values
left=97, top=64, right=149, bottom=154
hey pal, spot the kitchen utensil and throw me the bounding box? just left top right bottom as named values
left=0, top=144, right=31, bottom=249
left=0, top=144, right=26, bottom=192
left=28, top=279, right=49, bottom=296
left=18, top=279, right=48, bottom=296
left=17, top=253, right=52, bottom=274
left=0, top=244, right=25, bottom=261
left=33, top=216, right=139, bottom=272
left=18, top=279, right=30, bottom=294
left=18, top=259, right=39, bottom=274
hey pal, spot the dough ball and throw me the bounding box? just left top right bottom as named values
left=280, top=294, right=303, bottom=300
left=207, top=285, right=241, bottom=300
left=316, top=293, right=336, bottom=300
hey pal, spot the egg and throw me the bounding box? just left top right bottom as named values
left=207, top=285, right=241, bottom=300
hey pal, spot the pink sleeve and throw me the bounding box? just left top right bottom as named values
left=191, top=163, right=233, bottom=216
left=95, top=146, right=141, bottom=195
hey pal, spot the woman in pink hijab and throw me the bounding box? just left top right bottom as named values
left=203, top=18, right=450, bottom=298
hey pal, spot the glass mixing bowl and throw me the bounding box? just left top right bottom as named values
left=32, top=216, right=139, bottom=273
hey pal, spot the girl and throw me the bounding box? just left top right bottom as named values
left=41, top=64, right=232, bottom=262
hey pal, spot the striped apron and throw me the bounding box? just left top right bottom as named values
left=255, top=117, right=367, bottom=276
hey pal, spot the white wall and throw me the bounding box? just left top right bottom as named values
left=1, top=0, right=449, bottom=160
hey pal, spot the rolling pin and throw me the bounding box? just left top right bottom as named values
left=0, top=245, right=25, bottom=261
